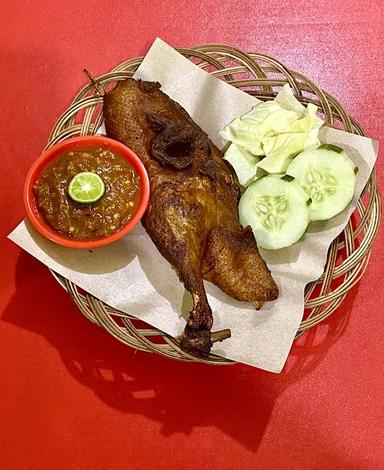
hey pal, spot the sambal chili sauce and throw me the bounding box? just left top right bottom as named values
left=33, top=147, right=141, bottom=240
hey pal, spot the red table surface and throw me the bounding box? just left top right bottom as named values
left=1, top=1, right=383, bottom=469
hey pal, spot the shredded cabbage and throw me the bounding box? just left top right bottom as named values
left=219, top=85, right=325, bottom=182
left=223, top=143, right=261, bottom=187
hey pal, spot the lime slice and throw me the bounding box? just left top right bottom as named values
left=68, top=172, right=105, bottom=204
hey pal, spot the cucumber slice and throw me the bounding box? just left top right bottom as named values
left=286, top=147, right=356, bottom=221
left=223, top=143, right=261, bottom=187
left=239, top=174, right=310, bottom=250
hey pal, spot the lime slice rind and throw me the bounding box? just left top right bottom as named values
left=68, top=172, right=105, bottom=204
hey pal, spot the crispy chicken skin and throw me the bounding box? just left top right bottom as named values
left=103, top=79, right=278, bottom=354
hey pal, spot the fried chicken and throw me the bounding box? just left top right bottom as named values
left=103, top=79, right=278, bottom=354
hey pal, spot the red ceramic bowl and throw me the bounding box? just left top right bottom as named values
left=24, top=135, right=150, bottom=249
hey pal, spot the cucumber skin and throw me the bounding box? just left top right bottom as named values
left=318, top=143, right=343, bottom=153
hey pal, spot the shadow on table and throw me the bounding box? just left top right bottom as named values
left=2, top=251, right=359, bottom=453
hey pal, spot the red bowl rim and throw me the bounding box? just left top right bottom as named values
left=24, top=135, right=150, bottom=249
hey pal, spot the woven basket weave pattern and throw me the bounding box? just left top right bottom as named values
left=47, top=45, right=380, bottom=364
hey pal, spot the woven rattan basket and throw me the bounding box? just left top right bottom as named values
left=48, top=44, right=380, bottom=364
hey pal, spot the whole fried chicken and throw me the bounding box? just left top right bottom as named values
left=102, top=78, right=278, bottom=354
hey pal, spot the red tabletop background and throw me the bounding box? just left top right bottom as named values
left=1, top=1, right=383, bottom=469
